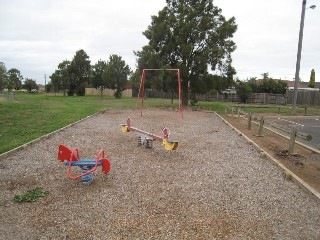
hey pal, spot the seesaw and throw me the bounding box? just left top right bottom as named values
left=58, top=144, right=111, bottom=184
left=121, top=117, right=178, bottom=150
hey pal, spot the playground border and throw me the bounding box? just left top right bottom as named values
left=0, top=109, right=110, bottom=161
left=213, top=111, right=320, bottom=203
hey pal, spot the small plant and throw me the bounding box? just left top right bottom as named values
left=13, top=187, right=49, bottom=203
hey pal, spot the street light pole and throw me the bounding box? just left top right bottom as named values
left=292, top=0, right=307, bottom=113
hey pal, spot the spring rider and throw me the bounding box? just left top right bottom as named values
left=58, top=144, right=111, bottom=184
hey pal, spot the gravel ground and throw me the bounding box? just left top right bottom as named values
left=0, top=109, right=319, bottom=239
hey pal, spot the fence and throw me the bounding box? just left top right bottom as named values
left=286, top=90, right=320, bottom=106
left=195, top=92, right=286, bottom=104
left=247, top=93, right=286, bottom=104
left=136, top=91, right=285, bottom=104
left=195, top=93, right=239, bottom=102
left=85, top=88, right=132, bottom=97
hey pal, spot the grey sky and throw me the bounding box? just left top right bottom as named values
left=215, top=0, right=319, bottom=82
left=1, top=0, right=319, bottom=85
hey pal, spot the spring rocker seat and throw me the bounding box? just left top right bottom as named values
left=58, top=144, right=111, bottom=184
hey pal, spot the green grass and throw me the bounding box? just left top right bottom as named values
left=196, top=101, right=233, bottom=114
left=0, top=93, right=179, bottom=154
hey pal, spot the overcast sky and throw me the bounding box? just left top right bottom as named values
left=1, top=0, right=319, bottom=85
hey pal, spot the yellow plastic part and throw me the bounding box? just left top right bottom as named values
left=163, top=139, right=178, bottom=151
left=121, top=125, right=129, bottom=133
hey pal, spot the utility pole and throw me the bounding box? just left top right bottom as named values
left=292, top=0, right=307, bottom=113
left=291, top=1, right=316, bottom=113
left=44, top=74, right=46, bottom=92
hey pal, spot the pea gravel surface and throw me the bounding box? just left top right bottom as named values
left=0, top=109, right=319, bottom=239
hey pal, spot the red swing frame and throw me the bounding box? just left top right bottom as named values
left=135, top=68, right=183, bottom=119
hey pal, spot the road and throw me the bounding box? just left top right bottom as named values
left=265, top=116, right=320, bottom=150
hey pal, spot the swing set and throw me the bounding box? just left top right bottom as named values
left=136, top=68, right=183, bottom=119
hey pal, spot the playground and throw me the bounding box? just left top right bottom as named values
left=0, top=108, right=320, bottom=239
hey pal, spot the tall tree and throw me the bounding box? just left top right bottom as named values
left=308, top=69, right=316, bottom=88
left=104, top=55, right=131, bottom=98
left=235, top=80, right=252, bottom=103
left=138, top=0, right=237, bottom=105
left=58, top=60, right=71, bottom=96
left=49, top=71, right=61, bottom=93
left=0, top=62, right=7, bottom=93
left=69, top=49, right=91, bottom=96
left=261, top=72, right=269, bottom=80
left=22, top=78, right=38, bottom=92
left=247, top=76, right=287, bottom=94
left=92, top=60, right=107, bottom=97
left=7, top=68, right=23, bottom=91
left=49, top=60, right=71, bottom=95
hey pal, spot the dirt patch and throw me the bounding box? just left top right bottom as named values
left=223, top=114, right=320, bottom=192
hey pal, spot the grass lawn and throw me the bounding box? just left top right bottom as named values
left=0, top=94, right=109, bottom=153
left=1, top=92, right=319, bottom=154
left=0, top=93, right=176, bottom=154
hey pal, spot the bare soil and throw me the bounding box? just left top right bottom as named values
left=223, top=114, right=320, bottom=193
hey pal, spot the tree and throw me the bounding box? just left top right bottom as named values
left=69, top=49, right=91, bottom=96
left=261, top=72, right=269, bottom=80
left=274, top=80, right=288, bottom=94
left=7, top=68, right=23, bottom=91
left=138, top=0, right=237, bottom=105
left=0, top=62, right=7, bottom=93
left=247, top=77, right=258, bottom=93
left=49, top=71, right=61, bottom=93
left=92, top=60, right=107, bottom=97
left=309, top=69, right=316, bottom=88
left=49, top=60, right=71, bottom=95
left=58, top=60, right=71, bottom=95
left=248, top=74, right=287, bottom=94
left=128, top=69, right=142, bottom=95
left=104, top=55, right=131, bottom=98
left=235, top=80, right=252, bottom=103
left=22, top=78, right=38, bottom=92
left=45, top=81, right=54, bottom=93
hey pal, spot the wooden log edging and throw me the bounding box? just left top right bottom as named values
left=0, top=109, right=110, bottom=161
left=215, top=112, right=320, bottom=203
